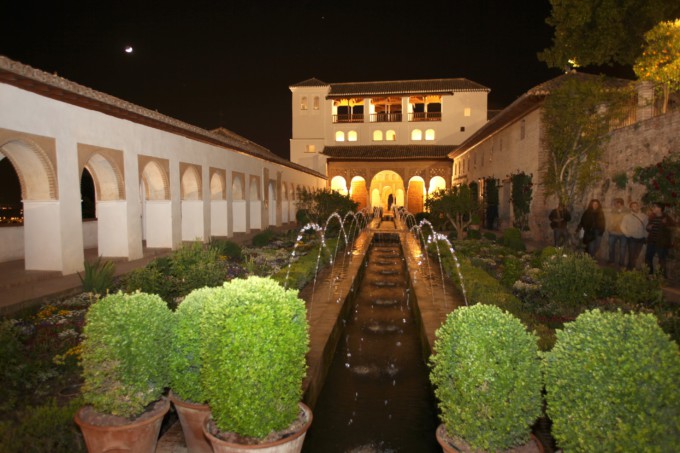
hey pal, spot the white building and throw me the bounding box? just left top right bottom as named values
left=0, top=57, right=325, bottom=275
left=290, top=78, right=489, bottom=212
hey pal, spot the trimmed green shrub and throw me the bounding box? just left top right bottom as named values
left=201, top=276, right=309, bottom=438
left=430, top=304, right=542, bottom=451
left=538, top=252, right=601, bottom=316
left=597, top=266, right=619, bottom=298
left=79, top=257, right=115, bottom=295
left=80, top=291, right=173, bottom=418
left=169, top=287, right=213, bottom=403
left=544, top=309, right=680, bottom=452
left=252, top=229, right=277, bottom=247
left=500, top=255, right=523, bottom=288
left=501, top=227, right=525, bottom=251
left=171, top=242, right=224, bottom=294
left=122, top=258, right=175, bottom=302
left=615, top=269, right=664, bottom=305
left=210, top=239, right=242, bottom=261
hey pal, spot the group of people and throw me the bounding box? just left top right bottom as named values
left=549, top=198, right=675, bottom=277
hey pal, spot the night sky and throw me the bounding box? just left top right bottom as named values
left=1, top=1, right=565, bottom=160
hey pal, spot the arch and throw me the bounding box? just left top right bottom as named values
left=369, top=170, right=404, bottom=210
left=347, top=130, right=358, bottom=142
left=232, top=174, right=244, bottom=200
left=330, top=175, right=348, bottom=196
left=372, top=130, right=383, bottom=141
left=80, top=168, right=96, bottom=219
left=335, top=131, right=345, bottom=142
left=181, top=165, right=202, bottom=200
left=349, top=176, right=367, bottom=211
left=210, top=172, right=225, bottom=200
left=0, top=139, right=57, bottom=200
left=429, top=175, right=446, bottom=195
left=249, top=176, right=260, bottom=200
left=80, top=150, right=125, bottom=201
left=407, top=176, right=425, bottom=213
left=411, top=129, right=422, bottom=141
left=425, top=129, right=435, bottom=141
left=386, top=130, right=396, bottom=141
left=141, top=161, right=169, bottom=200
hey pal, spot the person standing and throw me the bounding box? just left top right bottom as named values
left=620, top=201, right=648, bottom=270
left=577, top=199, right=606, bottom=258
left=549, top=202, right=571, bottom=247
left=606, top=198, right=627, bottom=266
left=645, top=202, right=675, bottom=277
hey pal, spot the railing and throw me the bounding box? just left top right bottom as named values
left=332, top=114, right=364, bottom=123
left=369, top=113, right=402, bottom=123
left=408, top=112, right=442, bottom=122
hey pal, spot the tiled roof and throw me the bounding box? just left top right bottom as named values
left=290, top=78, right=329, bottom=87
left=450, top=71, right=634, bottom=158
left=323, top=145, right=454, bottom=160
left=327, top=78, right=489, bottom=98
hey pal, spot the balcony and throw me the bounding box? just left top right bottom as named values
left=369, top=112, right=402, bottom=123
left=333, top=114, right=364, bottom=123
left=408, top=112, right=442, bottom=122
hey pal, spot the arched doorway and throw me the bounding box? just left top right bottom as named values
left=330, top=175, right=348, bottom=196
left=141, top=160, right=172, bottom=248
left=369, top=170, right=404, bottom=210
left=407, top=176, right=425, bottom=213
left=349, top=176, right=368, bottom=211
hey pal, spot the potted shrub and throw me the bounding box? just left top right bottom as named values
left=168, top=287, right=216, bottom=453
left=430, top=304, right=543, bottom=452
left=74, top=291, right=174, bottom=453
left=200, top=276, right=312, bottom=452
left=543, top=309, right=680, bottom=451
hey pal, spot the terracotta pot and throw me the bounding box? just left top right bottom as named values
left=436, top=424, right=544, bottom=453
left=169, top=391, right=212, bottom=453
left=75, top=397, right=170, bottom=453
left=202, top=402, right=312, bottom=453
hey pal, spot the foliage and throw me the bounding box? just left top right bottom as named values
left=538, top=252, right=601, bottom=316
left=615, top=268, right=664, bottom=305
left=252, top=229, right=276, bottom=247
left=482, top=231, right=496, bottom=241
left=0, top=320, right=23, bottom=412
left=0, top=397, right=85, bottom=453
left=634, top=19, right=680, bottom=113
left=80, top=291, right=173, bottom=418
left=539, top=0, right=680, bottom=68
left=633, top=153, right=680, bottom=212
left=543, top=309, right=680, bottom=452
left=210, top=238, right=242, bottom=261
left=501, top=227, right=526, bottom=251
left=483, top=177, right=499, bottom=205
left=425, top=185, right=478, bottom=239
left=597, top=266, right=619, bottom=299
left=122, top=260, right=173, bottom=302
left=509, top=171, right=533, bottom=231
left=169, top=288, right=214, bottom=403
left=541, top=75, right=632, bottom=210
left=500, top=254, right=524, bottom=288
left=271, top=237, right=340, bottom=289
left=430, top=304, right=542, bottom=451
left=295, top=187, right=358, bottom=227
left=201, top=276, right=309, bottom=438
left=612, top=171, right=629, bottom=189
left=78, top=256, right=115, bottom=296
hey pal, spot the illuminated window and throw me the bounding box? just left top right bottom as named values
left=313, top=96, right=320, bottom=110
left=335, top=131, right=345, bottom=142
left=373, top=130, right=383, bottom=141
left=386, top=130, right=396, bottom=141
left=306, top=144, right=316, bottom=153
left=348, top=131, right=358, bottom=142
left=425, top=129, right=435, bottom=141
left=301, top=97, right=308, bottom=110
left=411, top=129, right=422, bottom=140
left=464, top=107, right=471, bottom=117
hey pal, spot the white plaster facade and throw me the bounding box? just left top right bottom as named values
left=0, top=57, right=325, bottom=275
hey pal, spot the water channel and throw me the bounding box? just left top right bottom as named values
left=302, top=232, right=441, bottom=452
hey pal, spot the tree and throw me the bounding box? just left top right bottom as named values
left=633, top=154, right=680, bottom=213
left=634, top=20, right=680, bottom=114
left=425, top=185, right=478, bottom=239
left=541, top=75, right=632, bottom=212
left=509, top=171, right=533, bottom=231
left=295, top=187, right=359, bottom=227
left=539, top=0, right=680, bottom=69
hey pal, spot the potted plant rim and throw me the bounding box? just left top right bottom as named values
left=543, top=309, right=680, bottom=452
left=200, top=276, right=312, bottom=452
left=430, top=304, right=543, bottom=452
left=74, top=291, right=174, bottom=453
left=168, top=286, right=217, bottom=453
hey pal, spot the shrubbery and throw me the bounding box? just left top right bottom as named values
left=538, top=252, right=601, bottom=316
left=616, top=269, right=664, bottom=306
left=501, top=227, right=525, bottom=251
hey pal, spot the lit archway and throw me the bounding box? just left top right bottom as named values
left=428, top=175, right=446, bottom=196
left=330, top=175, right=348, bottom=196
left=349, top=176, right=368, bottom=211
left=369, top=170, right=404, bottom=210
left=407, top=176, right=425, bottom=213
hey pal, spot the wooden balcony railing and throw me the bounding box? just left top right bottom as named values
left=369, top=113, right=402, bottom=122
left=408, top=112, right=442, bottom=122
left=332, top=114, right=364, bottom=123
